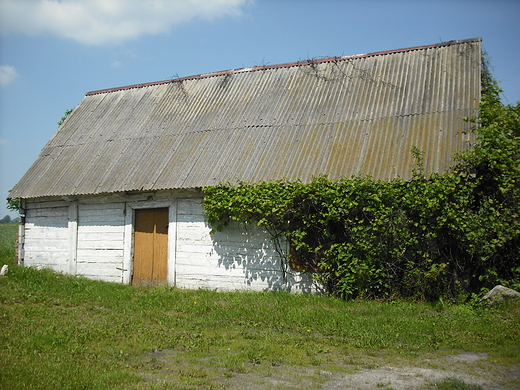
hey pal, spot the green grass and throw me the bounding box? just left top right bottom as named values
left=0, top=223, right=18, bottom=267
left=0, top=224, right=519, bottom=389
left=429, top=378, right=484, bottom=390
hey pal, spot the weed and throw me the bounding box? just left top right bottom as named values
left=429, top=377, right=484, bottom=390
left=310, top=356, right=322, bottom=366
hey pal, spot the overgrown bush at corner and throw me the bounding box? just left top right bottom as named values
left=453, top=67, right=520, bottom=293
left=203, top=68, right=519, bottom=302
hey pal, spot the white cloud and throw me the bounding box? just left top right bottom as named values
left=0, top=65, right=18, bottom=86
left=111, top=59, right=123, bottom=69
left=0, top=0, right=252, bottom=46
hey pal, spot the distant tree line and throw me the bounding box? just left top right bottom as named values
left=0, top=215, right=19, bottom=224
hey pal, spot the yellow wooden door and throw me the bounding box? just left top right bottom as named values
left=132, top=208, right=168, bottom=285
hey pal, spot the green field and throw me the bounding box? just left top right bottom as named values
left=0, top=224, right=518, bottom=389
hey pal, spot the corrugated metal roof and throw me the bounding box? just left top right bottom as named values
left=10, top=38, right=482, bottom=199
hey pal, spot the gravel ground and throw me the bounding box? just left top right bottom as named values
left=136, top=350, right=520, bottom=389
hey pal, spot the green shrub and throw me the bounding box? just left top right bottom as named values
left=203, top=67, right=519, bottom=301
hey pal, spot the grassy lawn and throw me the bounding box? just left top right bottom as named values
left=1, top=224, right=519, bottom=389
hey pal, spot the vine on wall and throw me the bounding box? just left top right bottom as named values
left=203, top=67, right=519, bottom=302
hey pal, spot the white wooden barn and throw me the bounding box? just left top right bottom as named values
left=9, top=38, right=481, bottom=292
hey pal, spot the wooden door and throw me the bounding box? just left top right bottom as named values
left=132, top=208, right=169, bottom=285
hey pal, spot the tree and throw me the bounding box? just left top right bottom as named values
left=6, top=189, right=20, bottom=213
left=0, top=215, right=12, bottom=224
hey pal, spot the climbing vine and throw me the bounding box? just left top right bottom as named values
left=203, top=64, right=520, bottom=302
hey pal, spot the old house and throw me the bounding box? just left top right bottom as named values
left=9, top=38, right=481, bottom=292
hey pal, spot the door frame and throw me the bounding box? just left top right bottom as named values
left=122, top=200, right=177, bottom=285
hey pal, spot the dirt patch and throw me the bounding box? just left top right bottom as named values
left=132, top=350, right=520, bottom=389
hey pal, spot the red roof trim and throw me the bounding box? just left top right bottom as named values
left=85, top=38, right=481, bottom=96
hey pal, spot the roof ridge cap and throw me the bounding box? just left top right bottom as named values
left=85, top=37, right=481, bottom=96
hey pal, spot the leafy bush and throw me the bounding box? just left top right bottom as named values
left=203, top=67, right=519, bottom=301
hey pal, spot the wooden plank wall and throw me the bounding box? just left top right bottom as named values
left=174, top=198, right=314, bottom=293
left=23, top=197, right=126, bottom=281
left=77, top=201, right=126, bottom=282
left=21, top=192, right=315, bottom=292
left=24, top=199, right=70, bottom=273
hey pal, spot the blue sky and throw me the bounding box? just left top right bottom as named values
left=1, top=0, right=519, bottom=218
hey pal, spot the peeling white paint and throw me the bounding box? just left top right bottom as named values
left=21, top=191, right=316, bottom=293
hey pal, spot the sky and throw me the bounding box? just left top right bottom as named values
left=0, top=0, right=519, bottom=218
